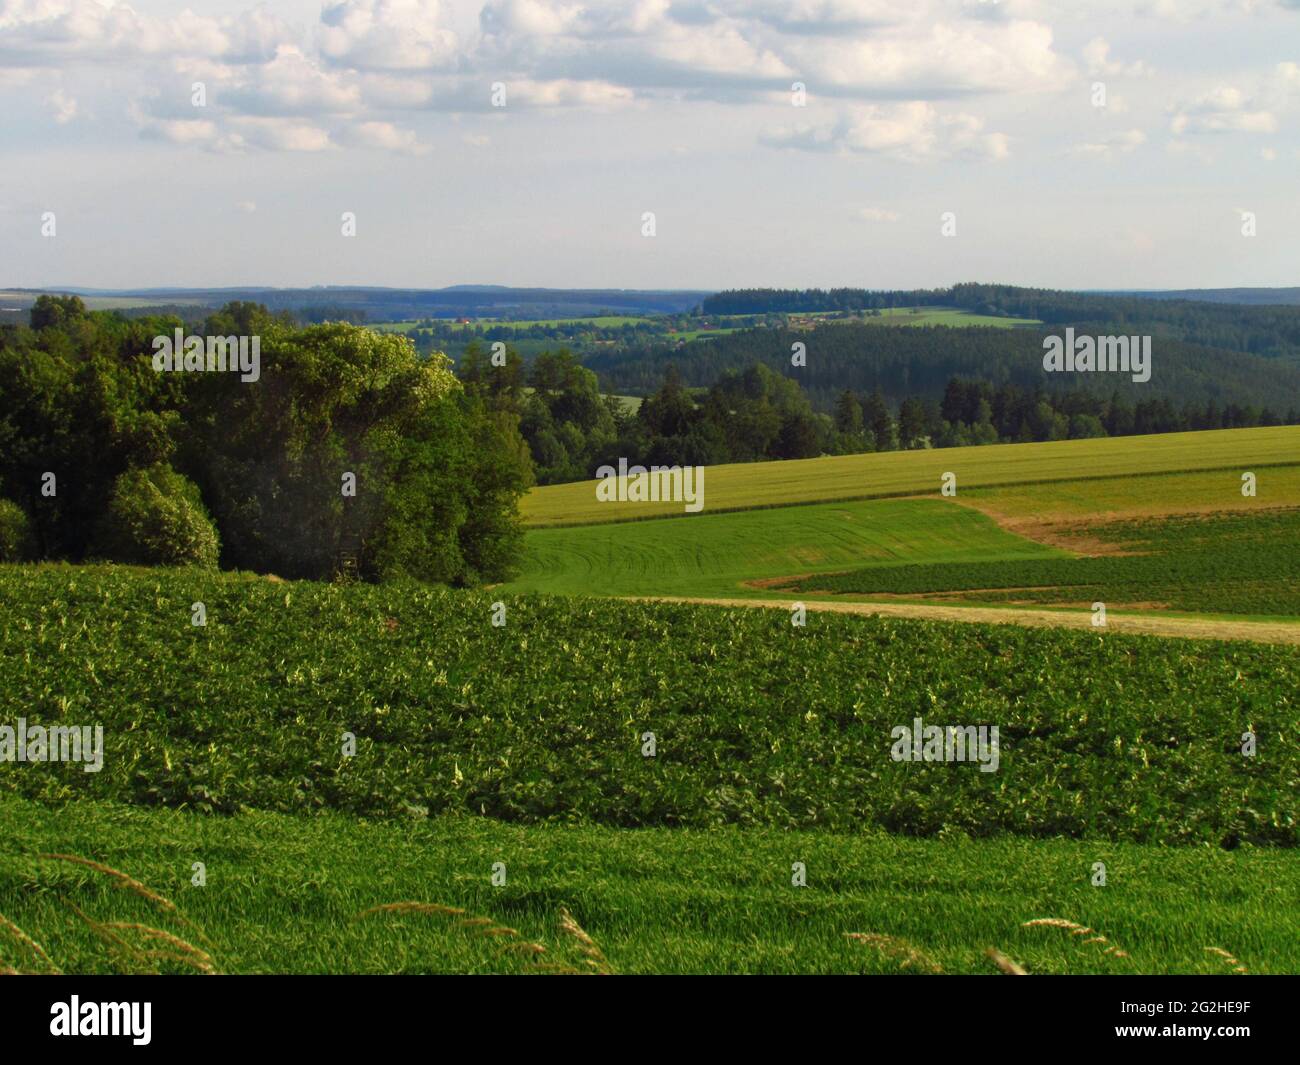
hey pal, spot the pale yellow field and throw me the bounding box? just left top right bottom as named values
left=966, top=464, right=1300, bottom=521
left=522, top=425, right=1300, bottom=527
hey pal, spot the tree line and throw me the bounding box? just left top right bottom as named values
left=457, top=340, right=1299, bottom=486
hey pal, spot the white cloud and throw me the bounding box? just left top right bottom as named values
left=46, top=87, right=76, bottom=123
left=0, top=0, right=293, bottom=65
left=342, top=120, right=430, bottom=153
left=1170, top=87, right=1277, bottom=133
left=219, top=46, right=362, bottom=117
left=318, top=0, right=460, bottom=71
left=857, top=206, right=901, bottom=222
left=1081, top=36, right=1150, bottom=78
left=230, top=116, right=334, bottom=151
left=762, top=102, right=1009, bottom=162
left=784, top=18, right=1071, bottom=98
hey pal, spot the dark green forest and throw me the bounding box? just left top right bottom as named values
left=458, top=340, right=1299, bottom=486
left=586, top=322, right=1300, bottom=414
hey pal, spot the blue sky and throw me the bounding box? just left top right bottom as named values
left=1, top=0, right=1297, bottom=291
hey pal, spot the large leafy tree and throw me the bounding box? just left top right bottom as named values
left=0, top=305, right=529, bottom=583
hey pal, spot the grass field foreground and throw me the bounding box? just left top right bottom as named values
left=2, top=795, right=1295, bottom=975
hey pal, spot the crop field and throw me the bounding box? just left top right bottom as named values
left=521, top=425, right=1300, bottom=526
left=2, top=565, right=1296, bottom=976
left=964, top=464, right=1300, bottom=522
left=784, top=508, right=1300, bottom=617
left=1, top=566, right=1295, bottom=843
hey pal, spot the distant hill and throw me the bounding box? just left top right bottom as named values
left=703, top=284, right=1300, bottom=360
left=0, top=285, right=711, bottom=321
left=1114, top=288, right=1300, bottom=306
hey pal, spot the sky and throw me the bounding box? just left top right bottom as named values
left=0, top=0, right=1298, bottom=292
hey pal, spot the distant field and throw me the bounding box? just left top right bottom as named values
left=608, top=393, right=643, bottom=413
left=868, top=306, right=1042, bottom=328
left=371, top=315, right=652, bottom=332
left=0, top=290, right=207, bottom=311
left=669, top=327, right=744, bottom=341
left=504, top=497, right=1063, bottom=598
left=521, top=426, right=1300, bottom=527
left=518, top=386, right=640, bottom=412
left=4, top=795, right=1297, bottom=974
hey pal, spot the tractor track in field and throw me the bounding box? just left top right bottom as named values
left=633, top=595, right=1300, bottom=645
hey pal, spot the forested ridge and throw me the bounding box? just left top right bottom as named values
left=702, top=283, right=1300, bottom=360
left=586, top=322, right=1300, bottom=413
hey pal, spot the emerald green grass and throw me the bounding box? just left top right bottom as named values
left=2, top=795, right=1295, bottom=975
left=505, top=497, right=1065, bottom=598
left=2, top=566, right=1295, bottom=845
left=786, top=508, right=1300, bottom=617
left=521, top=426, right=1300, bottom=526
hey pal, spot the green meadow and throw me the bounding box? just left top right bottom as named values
left=866, top=306, right=1042, bottom=328
left=504, top=497, right=1064, bottom=598
left=3, top=795, right=1295, bottom=975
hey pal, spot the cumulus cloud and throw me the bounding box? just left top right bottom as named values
left=0, top=0, right=292, bottom=65
left=318, top=0, right=460, bottom=71
left=218, top=46, right=362, bottom=117
left=228, top=116, right=334, bottom=151
left=763, top=102, right=1009, bottom=162
left=1170, top=86, right=1277, bottom=134
left=11, top=0, right=1292, bottom=162
left=780, top=18, right=1071, bottom=99
left=1081, top=37, right=1150, bottom=78
left=340, top=119, right=430, bottom=153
